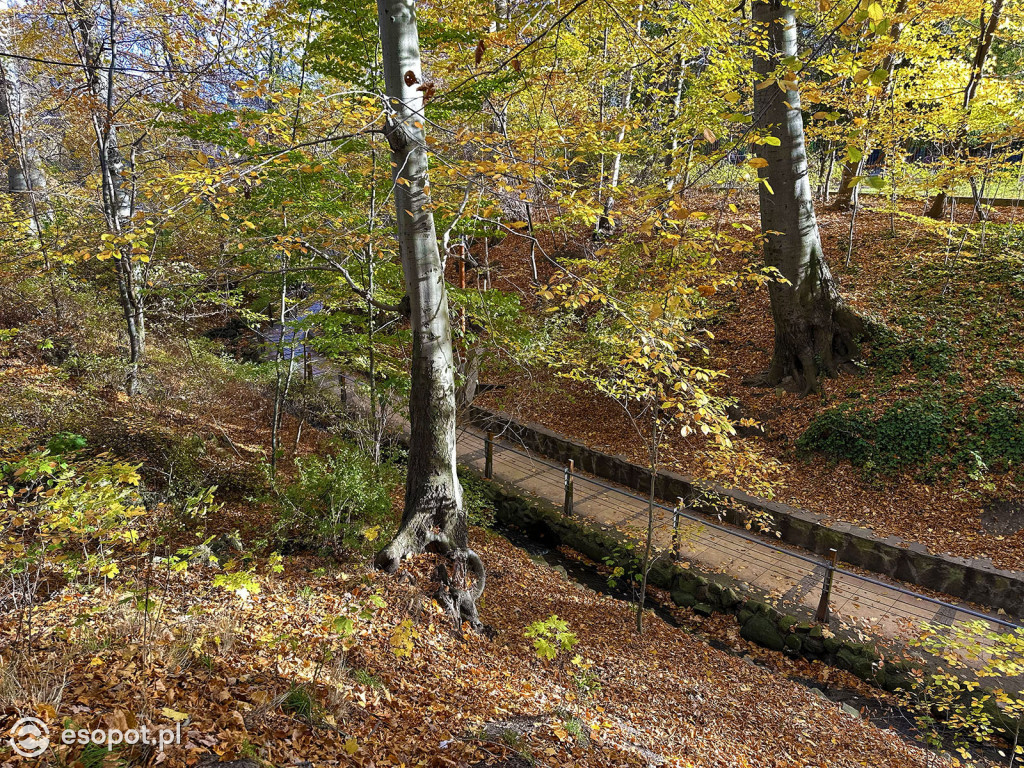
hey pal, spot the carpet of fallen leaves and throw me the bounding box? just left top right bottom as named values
left=0, top=525, right=948, bottom=768
left=0, top=205, right=997, bottom=768
left=475, top=195, right=1024, bottom=572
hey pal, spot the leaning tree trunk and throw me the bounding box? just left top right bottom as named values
left=925, top=0, right=1003, bottom=219
left=372, top=0, right=484, bottom=629
left=751, top=0, right=862, bottom=395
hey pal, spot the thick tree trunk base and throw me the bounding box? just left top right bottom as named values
left=433, top=549, right=487, bottom=634
left=375, top=483, right=464, bottom=571
left=375, top=497, right=488, bottom=634
left=925, top=192, right=948, bottom=220
left=744, top=305, right=864, bottom=396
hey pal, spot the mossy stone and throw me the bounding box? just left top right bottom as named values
left=718, top=586, right=742, bottom=609
left=747, top=600, right=772, bottom=616
left=803, top=636, right=826, bottom=656
left=693, top=602, right=715, bottom=617
left=784, top=634, right=802, bottom=652
left=777, top=615, right=798, bottom=633
left=846, top=642, right=877, bottom=661
left=836, top=648, right=874, bottom=680
left=740, top=614, right=785, bottom=652
left=672, top=590, right=697, bottom=608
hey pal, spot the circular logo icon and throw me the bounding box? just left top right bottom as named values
left=9, top=717, right=49, bottom=758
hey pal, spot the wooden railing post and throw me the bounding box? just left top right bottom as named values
left=563, top=459, right=574, bottom=516
left=815, top=548, right=839, bottom=624
left=484, top=431, right=494, bottom=480
left=672, top=499, right=683, bottom=561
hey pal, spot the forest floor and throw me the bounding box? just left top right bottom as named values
left=0, top=332, right=953, bottom=768
left=0, top=526, right=947, bottom=768
left=473, top=193, right=1024, bottom=572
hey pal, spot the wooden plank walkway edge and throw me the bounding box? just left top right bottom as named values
left=455, top=425, right=1021, bottom=652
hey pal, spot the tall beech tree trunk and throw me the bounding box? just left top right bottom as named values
left=925, top=0, right=1003, bottom=219
left=372, top=0, right=484, bottom=627
left=751, top=0, right=862, bottom=395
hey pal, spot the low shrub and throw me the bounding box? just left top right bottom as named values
left=799, top=384, right=1024, bottom=478
left=870, top=330, right=953, bottom=377
left=963, top=384, right=1024, bottom=472
left=459, top=471, right=498, bottom=527
left=272, top=441, right=398, bottom=556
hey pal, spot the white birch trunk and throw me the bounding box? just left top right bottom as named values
left=69, top=0, right=146, bottom=395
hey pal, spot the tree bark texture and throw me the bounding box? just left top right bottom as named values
left=752, top=0, right=862, bottom=394
left=373, top=0, right=481, bottom=626
left=70, top=1, right=146, bottom=395
left=0, top=21, right=49, bottom=232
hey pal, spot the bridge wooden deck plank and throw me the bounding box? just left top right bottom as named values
left=458, top=427, right=1011, bottom=641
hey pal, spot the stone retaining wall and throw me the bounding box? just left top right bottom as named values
left=465, top=404, right=1024, bottom=620
left=469, top=469, right=914, bottom=693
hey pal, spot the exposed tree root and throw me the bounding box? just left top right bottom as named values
left=375, top=495, right=489, bottom=635
left=433, top=548, right=488, bottom=635
left=745, top=305, right=866, bottom=396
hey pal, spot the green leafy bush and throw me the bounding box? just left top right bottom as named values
left=458, top=471, right=497, bottom=527
left=871, top=331, right=953, bottom=377
left=46, top=432, right=88, bottom=455
left=798, top=396, right=950, bottom=473
left=872, top=397, right=950, bottom=467
left=273, top=442, right=398, bottom=555
left=1, top=448, right=147, bottom=585
left=800, top=385, right=1024, bottom=477
left=899, top=621, right=1024, bottom=763
left=797, top=405, right=875, bottom=467
left=963, top=385, right=1024, bottom=471
left=524, top=615, right=578, bottom=662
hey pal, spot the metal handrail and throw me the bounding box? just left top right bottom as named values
left=465, top=426, right=1023, bottom=631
